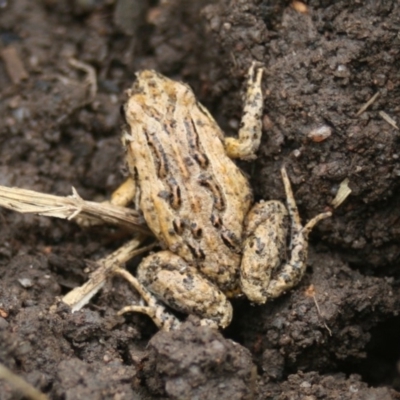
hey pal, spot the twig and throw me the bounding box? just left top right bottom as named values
left=355, top=91, right=380, bottom=116
left=68, top=58, right=97, bottom=100
left=1, top=46, right=28, bottom=84
left=0, top=363, right=48, bottom=400
left=0, top=184, right=157, bottom=311
left=305, top=285, right=332, bottom=336
left=379, top=111, right=399, bottom=130
left=0, top=185, right=150, bottom=235
left=312, top=294, right=332, bottom=336
left=62, top=236, right=157, bottom=312
left=331, top=178, right=351, bottom=208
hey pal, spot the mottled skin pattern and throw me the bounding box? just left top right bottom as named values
left=116, top=65, right=331, bottom=330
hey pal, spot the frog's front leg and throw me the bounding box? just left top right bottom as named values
left=135, top=251, right=233, bottom=329
left=240, top=167, right=332, bottom=303
left=224, top=63, right=264, bottom=160
left=75, top=176, right=138, bottom=228
left=109, top=177, right=137, bottom=207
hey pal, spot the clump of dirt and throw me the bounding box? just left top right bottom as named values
left=272, top=371, right=394, bottom=399
left=143, top=320, right=255, bottom=399
left=1, top=0, right=400, bottom=399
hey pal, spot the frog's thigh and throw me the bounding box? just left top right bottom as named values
left=137, top=251, right=233, bottom=328
left=240, top=200, right=288, bottom=303
left=109, top=177, right=137, bottom=207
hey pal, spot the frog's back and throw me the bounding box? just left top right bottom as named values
left=123, top=71, right=253, bottom=291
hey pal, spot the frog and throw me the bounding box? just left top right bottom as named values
left=112, top=63, right=331, bottom=330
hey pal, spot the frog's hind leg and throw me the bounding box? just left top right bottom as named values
left=240, top=167, right=331, bottom=303
left=133, top=251, right=233, bottom=329
left=116, top=267, right=181, bottom=331
left=265, top=167, right=331, bottom=299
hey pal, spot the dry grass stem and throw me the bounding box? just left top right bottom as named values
left=68, top=57, right=98, bottom=100
left=0, top=363, right=48, bottom=400
left=355, top=91, right=380, bottom=116
left=379, top=111, right=399, bottom=130
left=331, top=178, right=351, bottom=208
left=0, top=185, right=150, bottom=235
left=62, top=236, right=157, bottom=312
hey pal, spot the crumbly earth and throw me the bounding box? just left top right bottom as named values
left=1, top=1, right=400, bottom=399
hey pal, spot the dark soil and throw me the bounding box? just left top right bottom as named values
left=1, top=1, right=400, bottom=399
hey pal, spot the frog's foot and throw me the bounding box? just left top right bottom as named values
left=136, top=251, right=233, bottom=329
left=240, top=167, right=331, bottom=303
left=224, top=62, right=264, bottom=161
left=115, top=267, right=181, bottom=331
left=265, top=167, right=331, bottom=299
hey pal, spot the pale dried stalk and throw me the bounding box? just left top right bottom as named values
left=62, top=236, right=156, bottom=312
left=0, top=184, right=156, bottom=311
left=68, top=57, right=97, bottom=100
left=0, top=185, right=150, bottom=235
left=379, top=110, right=399, bottom=130
left=355, top=91, right=380, bottom=116
left=331, top=178, right=352, bottom=208
left=0, top=363, right=48, bottom=400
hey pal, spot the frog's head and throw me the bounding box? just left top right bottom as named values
left=127, top=69, right=197, bottom=109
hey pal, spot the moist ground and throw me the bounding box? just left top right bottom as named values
left=1, top=1, right=400, bottom=399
